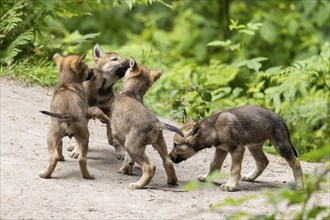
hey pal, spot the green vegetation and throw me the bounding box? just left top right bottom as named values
left=1, top=0, right=329, bottom=161
left=1, top=1, right=329, bottom=218
left=183, top=161, right=330, bottom=220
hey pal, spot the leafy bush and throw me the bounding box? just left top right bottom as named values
left=0, top=0, right=328, bottom=160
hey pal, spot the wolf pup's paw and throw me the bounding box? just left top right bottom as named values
left=241, top=175, right=255, bottom=182
left=220, top=184, right=236, bottom=192
left=167, top=177, right=179, bottom=185
left=83, top=173, right=95, bottom=179
left=67, top=144, right=75, bottom=152
left=67, top=145, right=80, bottom=159
left=39, top=171, right=51, bottom=179
left=99, top=118, right=110, bottom=124
left=116, top=151, right=125, bottom=160
left=117, top=166, right=133, bottom=175
left=114, top=145, right=125, bottom=160
left=129, top=182, right=144, bottom=189
left=57, top=156, right=65, bottom=161
left=197, top=175, right=208, bottom=182
left=68, top=151, right=79, bottom=159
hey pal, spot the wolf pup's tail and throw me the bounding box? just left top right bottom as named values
left=281, top=119, right=298, bottom=158
left=40, top=111, right=73, bottom=123
left=157, top=122, right=184, bottom=137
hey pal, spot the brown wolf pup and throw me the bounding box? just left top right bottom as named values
left=169, top=105, right=304, bottom=191
left=39, top=53, right=110, bottom=179
left=67, top=44, right=129, bottom=160
left=111, top=57, right=184, bottom=189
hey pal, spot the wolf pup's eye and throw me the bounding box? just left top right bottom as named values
left=111, top=57, right=118, bottom=61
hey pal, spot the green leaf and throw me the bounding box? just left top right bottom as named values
left=229, top=43, right=240, bottom=51
left=302, top=0, right=317, bottom=16
left=288, top=20, right=299, bottom=36
left=205, top=170, right=222, bottom=183
left=247, top=61, right=262, bottom=72
left=263, top=145, right=276, bottom=155
left=280, top=190, right=307, bottom=205
left=306, top=206, right=327, bottom=219
left=251, top=57, right=268, bottom=63
left=246, top=22, right=263, bottom=31
left=300, top=145, right=330, bottom=162
left=232, top=87, right=243, bottom=98
left=62, top=30, right=100, bottom=44
left=237, top=57, right=268, bottom=72
left=205, top=83, right=219, bottom=90
left=229, top=19, right=245, bottom=30
left=210, top=195, right=257, bottom=209
left=201, top=91, right=212, bottom=102
left=183, top=181, right=201, bottom=191
left=124, top=0, right=135, bottom=9
left=260, top=21, right=277, bottom=44
left=207, top=40, right=231, bottom=47
left=239, top=29, right=255, bottom=36
left=273, top=93, right=281, bottom=113
left=265, top=66, right=283, bottom=73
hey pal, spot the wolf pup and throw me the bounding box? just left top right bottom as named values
left=67, top=44, right=129, bottom=160
left=111, top=57, right=184, bottom=189
left=39, top=53, right=110, bottom=179
left=169, top=105, right=303, bottom=191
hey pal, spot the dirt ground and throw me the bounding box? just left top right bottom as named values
left=1, top=78, right=329, bottom=220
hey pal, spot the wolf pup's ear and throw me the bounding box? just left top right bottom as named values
left=189, top=123, right=200, bottom=136
left=53, top=53, right=63, bottom=67
left=128, top=57, right=136, bottom=70
left=93, top=44, right=103, bottom=59
left=78, top=54, right=87, bottom=66
left=126, top=57, right=141, bottom=78
left=185, top=117, right=195, bottom=126
left=153, top=69, right=163, bottom=81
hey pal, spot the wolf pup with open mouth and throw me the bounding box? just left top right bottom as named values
left=67, top=44, right=129, bottom=160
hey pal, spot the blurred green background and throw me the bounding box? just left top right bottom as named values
left=1, top=0, right=329, bottom=161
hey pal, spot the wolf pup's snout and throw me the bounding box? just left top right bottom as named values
left=169, top=152, right=184, bottom=164
left=113, top=59, right=131, bottom=78
left=86, top=68, right=94, bottom=80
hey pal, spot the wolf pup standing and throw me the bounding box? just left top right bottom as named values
left=169, top=105, right=303, bottom=191
left=111, top=57, right=184, bottom=189
left=39, top=53, right=109, bottom=179
left=67, top=44, right=129, bottom=160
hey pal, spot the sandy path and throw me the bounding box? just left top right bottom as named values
left=1, top=78, right=329, bottom=219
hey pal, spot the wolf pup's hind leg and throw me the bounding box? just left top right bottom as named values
left=151, top=134, right=178, bottom=185
left=39, top=131, right=63, bottom=178
left=271, top=127, right=303, bottom=187
left=74, top=129, right=94, bottom=179
left=242, top=143, right=269, bottom=181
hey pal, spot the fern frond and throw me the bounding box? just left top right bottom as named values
left=0, top=1, right=26, bottom=35
left=0, top=29, right=34, bottom=65
left=260, top=42, right=330, bottom=113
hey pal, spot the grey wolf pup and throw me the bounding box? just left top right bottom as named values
left=169, top=105, right=303, bottom=191
left=67, top=44, right=129, bottom=159
left=111, top=57, right=184, bottom=189
left=39, top=53, right=110, bottom=179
